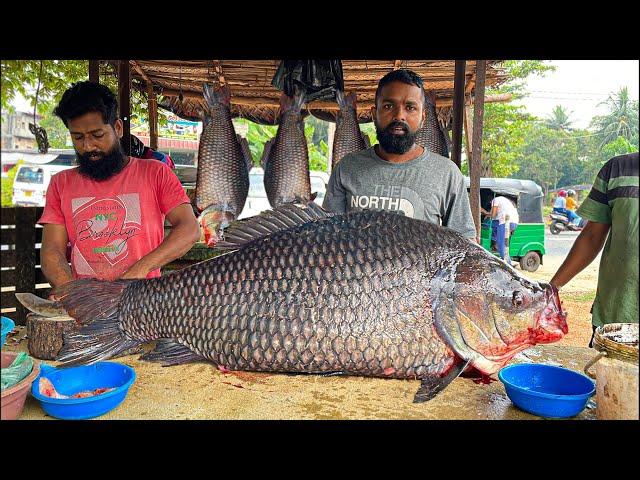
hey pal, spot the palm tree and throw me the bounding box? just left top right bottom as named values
left=546, top=105, right=573, bottom=132
left=591, top=86, right=639, bottom=149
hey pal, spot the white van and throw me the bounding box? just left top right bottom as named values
left=12, top=162, right=75, bottom=207
left=238, top=167, right=329, bottom=219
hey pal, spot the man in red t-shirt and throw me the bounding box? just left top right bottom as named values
left=39, top=81, right=200, bottom=290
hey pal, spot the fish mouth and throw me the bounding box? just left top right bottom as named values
left=197, top=207, right=235, bottom=248
left=531, top=283, right=568, bottom=343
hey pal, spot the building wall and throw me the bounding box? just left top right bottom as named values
left=1, top=111, right=41, bottom=149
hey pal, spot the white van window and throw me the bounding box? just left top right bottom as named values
left=249, top=173, right=267, bottom=197
left=16, top=167, right=44, bottom=184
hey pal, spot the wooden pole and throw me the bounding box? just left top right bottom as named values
left=88, top=60, right=100, bottom=83
left=470, top=60, right=487, bottom=240
left=118, top=60, right=131, bottom=155
left=148, top=83, right=158, bottom=151
left=450, top=60, right=466, bottom=169
left=463, top=102, right=473, bottom=161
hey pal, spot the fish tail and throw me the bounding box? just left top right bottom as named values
left=203, top=82, right=230, bottom=109
left=335, top=90, right=356, bottom=110
left=53, top=279, right=142, bottom=366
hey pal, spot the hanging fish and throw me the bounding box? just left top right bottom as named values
left=195, top=83, right=252, bottom=247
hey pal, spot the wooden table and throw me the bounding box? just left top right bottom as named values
left=4, top=326, right=597, bottom=420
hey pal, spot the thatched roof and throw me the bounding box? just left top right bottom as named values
left=104, top=60, right=508, bottom=125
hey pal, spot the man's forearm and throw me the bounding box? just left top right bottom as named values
left=550, top=225, right=608, bottom=288
left=41, top=249, right=73, bottom=287
left=121, top=223, right=199, bottom=278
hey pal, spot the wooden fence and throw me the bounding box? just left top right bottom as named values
left=1, top=207, right=52, bottom=325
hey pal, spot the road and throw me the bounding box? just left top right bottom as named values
left=545, top=230, right=580, bottom=259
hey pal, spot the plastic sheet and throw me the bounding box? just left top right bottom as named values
left=272, top=60, right=344, bottom=102
left=1, top=352, right=34, bottom=391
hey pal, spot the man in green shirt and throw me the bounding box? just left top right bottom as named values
left=550, top=152, right=638, bottom=347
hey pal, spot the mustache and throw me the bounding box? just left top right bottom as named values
left=385, top=121, right=410, bottom=133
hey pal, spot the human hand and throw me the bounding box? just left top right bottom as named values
left=119, top=264, right=150, bottom=280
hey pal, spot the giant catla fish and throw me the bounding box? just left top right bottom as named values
left=262, top=92, right=312, bottom=208
left=195, top=83, right=252, bottom=247
left=415, top=95, right=449, bottom=157
left=331, top=90, right=370, bottom=169
left=19, top=204, right=568, bottom=403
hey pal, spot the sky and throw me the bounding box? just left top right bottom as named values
left=9, top=60, right=639, bottom=131
left=514, top=60, right=639, bottom=129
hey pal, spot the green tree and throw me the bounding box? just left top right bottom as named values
left=1, top=160, right=24, bottom=206
left=590, top=86, right=639, bottom=149
left=474, top=60, right=556, bottom=177
left=546, top=105, right=573, bottom=132
left=599, top=136, right=637, bottom=165
left=1, top=60, right=150, bottom=126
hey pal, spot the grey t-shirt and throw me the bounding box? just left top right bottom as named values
left=323, top=146, right=476, bottom=238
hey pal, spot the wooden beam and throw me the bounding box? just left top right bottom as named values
left=131, top=60, right=152, bottom=83
left=437, top=93, right=512, bottom=107
left=469, top=60, right=487, bottom=239
left=88, top=60, right=100, bottom=83
left=450, top=60, right=466, bottom=169
left=118, top=60, right=131, bottom=155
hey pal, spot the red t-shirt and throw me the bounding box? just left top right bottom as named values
left=38, top=157, right=190, bottom=281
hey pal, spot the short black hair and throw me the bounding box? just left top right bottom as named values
left=54, top=81, right=119, bottom=127
left=375, top=69, right=425, bottom=106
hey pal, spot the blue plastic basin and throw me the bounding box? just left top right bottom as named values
left=31, top=362, right=136, bottom=420
left=498, top=363, right=595, bottom=418
left=1, top=316, right=15, bottom=348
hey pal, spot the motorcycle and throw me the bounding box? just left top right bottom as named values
left=549, top=212, right=586, bottom=234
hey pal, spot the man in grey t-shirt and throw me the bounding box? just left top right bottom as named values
left=323, top=69, right=476, bottom=240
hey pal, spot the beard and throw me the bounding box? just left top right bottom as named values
left=375, top=119, right=419, bottom=154
left=76, top=142, right=127, bottom=181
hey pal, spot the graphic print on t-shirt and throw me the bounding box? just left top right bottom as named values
left=71, top=193, right=142, bottom=277
left=348, top=184, right=425, bottom=219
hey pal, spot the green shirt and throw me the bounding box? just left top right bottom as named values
left=577, top=152, right=639, bottom=327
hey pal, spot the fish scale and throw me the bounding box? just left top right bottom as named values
left=117, top=210, right=459, bottom=378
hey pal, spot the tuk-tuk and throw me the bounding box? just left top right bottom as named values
left=465, top=177, right=545, bottom=272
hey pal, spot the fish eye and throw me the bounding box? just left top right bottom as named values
left=512, top=291, right=524, bottom=307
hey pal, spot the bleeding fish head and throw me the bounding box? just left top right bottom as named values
left=436, top=250, right=568, bottom=375
left=197, top=207, right=235, bottom=248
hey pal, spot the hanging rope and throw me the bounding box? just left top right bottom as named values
left=29, top=60, right=50, bottom=153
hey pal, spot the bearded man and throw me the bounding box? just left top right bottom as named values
left=38, top=81, right=200, bottom=291
left=323, top=69, right=476, bottom=240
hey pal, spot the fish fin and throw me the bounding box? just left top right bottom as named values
left=309, top=192, right=317, bottom=203
left=15, top=292, right=67, bottom=317
left=236, top=134, right=253, bottom=171
left=335, top=89, right=345, bottom=108
left=140, top=339, right=206, bottom=366
left=203, top=82, right=230, bottom=109
left=52, top=279, right=142, bottom=366
left=260, top=138, right=274, bottom=169
left=217, top=203, right=335, bottom=250
left=413, top=359, right=470, bottom=403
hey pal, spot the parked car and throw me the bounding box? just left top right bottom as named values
left=12, top=162, right=74, bottom=207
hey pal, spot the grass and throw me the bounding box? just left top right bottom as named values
left=562, top=290, right=597, bottom=303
